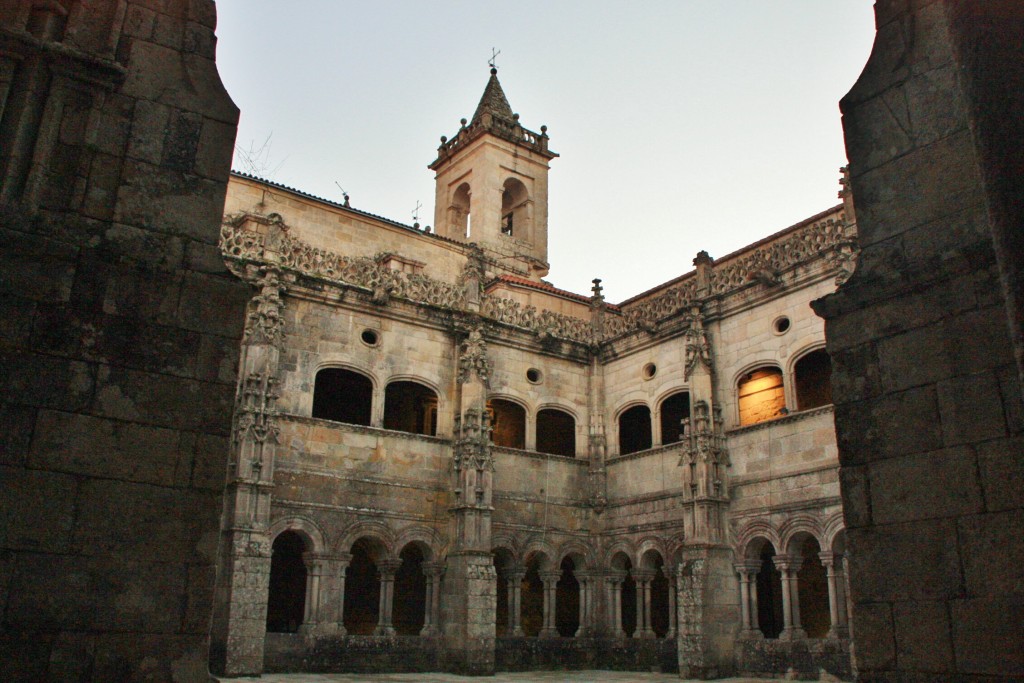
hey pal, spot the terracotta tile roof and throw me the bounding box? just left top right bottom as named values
left=487, top=274, right=594, bottom=305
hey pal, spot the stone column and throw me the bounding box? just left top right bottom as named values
left=539, top=570, right=561, bottom=638
left=421, top=561, right=444, bottom=637
left=332, top=554, right=352, bottom=636
left=819, top=552, right=848, bottom=639
left=735, top=561, right=763, bottom=639
left=665, top=569, right=677, bottom=639
left=634, top=569, right=656, bottom=639
left=374, top=559, right=401, bottom=636
left=576, top=571, right=591, bottom=637
left=608, top=571, right=626, bottom=637
left=774, top=555, right=806, bottom=640
left=507, top=570, right=526, bottom=636
left=299, top=552, right=325, bottom=634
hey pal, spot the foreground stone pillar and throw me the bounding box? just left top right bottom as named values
left=819, top=552, right=847, bottom=640
left=666, top=571, right=677, bottom=638
left=734, top=562, right=762, bottom=638
left=812, top=3, right=1024, bottom=679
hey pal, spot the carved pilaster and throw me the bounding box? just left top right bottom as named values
left=211, top=268, right=287, bottom=677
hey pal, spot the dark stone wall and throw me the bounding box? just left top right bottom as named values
left=814, top=1, right=1024, bottom=681
left=496, top=637, right=677, bottom=674
left=264, top=634, right=443, bottom=674
left=0, top=2, right=245, bottom=680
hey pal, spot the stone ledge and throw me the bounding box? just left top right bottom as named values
left=726, top=405, right=834, bottom=437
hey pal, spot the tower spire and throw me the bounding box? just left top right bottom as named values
left=472, top=66, right=515, bottom=124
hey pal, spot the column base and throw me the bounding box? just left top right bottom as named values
left=738, top=628, right=764, bottom=640
left=539, top=627, right=559, bottom=638
left=827, top=625, right=849, bottom=639
left=510, top=627, right=525, bottom=637
left=420, top=625, right=438, bottom=638
left=779, top=627, right=807, bottom=641
left=373, top=625, right=396, bottom=636
left=639, top=629, right=656, bottom=640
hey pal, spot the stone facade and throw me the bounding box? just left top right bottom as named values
left=0, top=1, right=246, bottom=680
left=211, top=70, right=857, bottom=679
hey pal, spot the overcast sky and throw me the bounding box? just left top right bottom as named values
left=215, top=2, right=875, bottom=303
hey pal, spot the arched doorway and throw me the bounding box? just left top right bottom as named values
left=266, top=530, right=308, bottom=633
left=521, top=553, right=548, bottom=637
left=556, top=555, right=581, bottom=637
left=791, top=533, right=829, bottom=638
left=751, top=538, right=784, bottom=639
left=611, top=551, right=637, bottom=637
left=393, top=543, right=427, bottom=635
left=343, top=537, right=383, bottom=634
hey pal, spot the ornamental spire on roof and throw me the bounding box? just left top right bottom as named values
left=472, top=66, right=515, bottom=124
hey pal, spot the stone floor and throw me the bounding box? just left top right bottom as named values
left=221, top=673, right=772, bottom=682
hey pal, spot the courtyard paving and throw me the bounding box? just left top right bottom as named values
left=222, top=672, right=773, bottom=682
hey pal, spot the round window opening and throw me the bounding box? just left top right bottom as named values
left=773, top=316, right=791, bottom=335
left=360, top=329, right=380, bottom=346
left=526, top=368, right=543, bottom=384
left=642, top=363, right=657, bottom=380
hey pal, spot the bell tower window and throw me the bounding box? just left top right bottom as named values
left=501, top=178, right=529, bottom=241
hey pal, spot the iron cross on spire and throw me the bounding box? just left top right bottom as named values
left=488, top=47, right=501, bottom=70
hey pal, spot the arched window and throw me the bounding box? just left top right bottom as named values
left=266, top=530, right=308, bottom=633
left=344, top=537, right=382, bottom=634
left=660, top=391, right=690, bottom=445
left=536, top=408, right=575, bottom=457
left=493, top=548, right=517, bottom=636
left=643, top=552, right=670, bottom=638
left=556, top=555, right=581, bottom=637
left=792, top=534, right=830, bottom=638
left=501, top=177, right=530, bottom=240
left=619, top=404, right=652, bottom=455
left=794, top=349, right=833, bottom=410
left=521, top=553, right=548, bottom=637
left=312, top=368, right=372, bottom=425
left=393, top=543, right=427, bottom=635
left=489, top=398, right=526, bottom=449
left=738, top=366, right=785, bottom=426
left=383, top=380, right=438, bottom=436
left=450, top=182, right=471, bottom=238
left=753, top=540, right=784, bottom=639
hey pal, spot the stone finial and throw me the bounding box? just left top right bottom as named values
left=693, top=250, right=713, bottom=267
left=591, top=278, right=604, bottom=300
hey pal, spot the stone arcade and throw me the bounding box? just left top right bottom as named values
left=210, top=68, right=858, bottom=678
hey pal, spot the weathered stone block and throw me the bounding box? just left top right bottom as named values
left=893, top=599, right=954, bottom=672
left=950, top=595, right=1024, bottom=676
left=0, top=467, right=77, bottom=553
left=937, top=371, right=1008, bottom=445
left=847, top=520, right=962, bottom=602
left=850, top=602, right=896, bottom=673
left=977, top=435, right=1024, bottom=511
left=957, top=509, right=1024, bottom=596
left=869, top=447, right=982, bottom=524
left=834, top=385, right=942, bottom=464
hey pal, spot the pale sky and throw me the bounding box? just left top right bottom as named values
left=215, top=2, right=876, bottom=303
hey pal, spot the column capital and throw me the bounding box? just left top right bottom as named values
left=818, top=551, right=835, bottom=568
left=377, top=559, right=402, bottom=577
left=772, top=554, right=802, bottom=573
left=422, top=561, right=446, bottom=578
left=632, top=568, right=656, bottom=582
left=607, top=570, right=627, bottom=584
left=539, top=570, right=561, bottom=584
left=735, top=560, right=762, bottom=576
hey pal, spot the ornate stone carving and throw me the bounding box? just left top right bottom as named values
left=680, top=400, right=727, bottom=468
left=453, top=408, right=494, bottom=473
left=243, top=269, right=286, bottom=347
left=683, top=309, right=714, bottom=379
left=233, top=370, right=281, bottom=447
left=457, top=326, right=492, bottom=387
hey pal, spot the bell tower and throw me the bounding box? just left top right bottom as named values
left=429, top=67, right=558, bottom=280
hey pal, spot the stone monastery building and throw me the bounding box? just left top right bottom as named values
left=212, top=68, right=860, bottom=678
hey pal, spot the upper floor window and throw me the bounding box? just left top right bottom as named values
left=312, top=368, right=372, bottom=425
left=488, top=398, right=526, bottom=449
left=794, top=349, right=833, bottom=410
left=619, top=404, right=652, bottom=455
left=383, top=380, right=438, bottom=436
left=737, top=367, right=785, bottom=426
left=536, top=408, right=575, bottom=457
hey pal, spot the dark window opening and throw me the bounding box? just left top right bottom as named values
left=660, top=391, right=690, bottom=445
left=501, top=178, right=529, bottom=241
left=619, top=404, right=652, bottom=455
left=383, top=381, right=438, bottom=436
left=501, top=212, right=513, bottom=236
left=493, top=548, right=516, bottom=636
left=795, top=349, right=833, bottom=411
left=649, top=557, right=670, bottom=638
left=393, top=544, right=427, bottom=635
left=343, top=538, right=380, bottom=635
left=312, top=368, right=373, bottom=425
left=738, top=366, right=785, bottom=426
left=621, top=563, right=637, bottom=638
left=489, top=399, right=526, bottom=449
left=536, top=408, right=575, bottom=457
left=361, top=328, right=379, bottom=346
left=266, top=531, right=307, bottom=633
